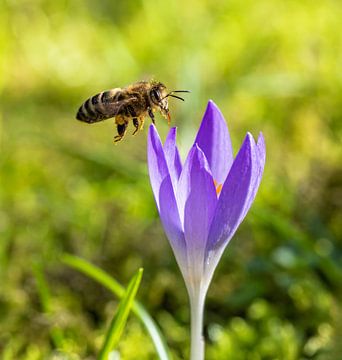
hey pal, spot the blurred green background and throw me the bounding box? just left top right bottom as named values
left=1, top=0, right=341, bottom=359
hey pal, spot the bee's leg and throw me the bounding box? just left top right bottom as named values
left=148, top=108, right=155, bottom=124
left=132, top=118, right=139, bottom=135
left=114, top=122, right=128, bottom=142
left=139, top=116, right=145, bottom=130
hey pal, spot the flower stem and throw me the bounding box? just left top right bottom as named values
left=189, top=289, right=206, bottom=360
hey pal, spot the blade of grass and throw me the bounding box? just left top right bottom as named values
left=61, top=253, right=171, bottom=360
left=32, top=262, right=64, bottom=349
left=98, top=268, right=143, bottom=360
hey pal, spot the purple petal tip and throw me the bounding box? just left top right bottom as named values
left=244, top=132, right=255, bottom=147
left=206, top=99, right=221, bottom=113
left=257, top=132, right=266, bottom=163
left=167, top=127, right=177, bottom=142
left=257, top=132, right=265, bottom=146
left=148, top=123, right=157, bottom=135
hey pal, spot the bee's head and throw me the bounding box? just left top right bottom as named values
left=150, top=83, right=168, bottom=106
left=149, top=82, right=170, bottom=121
left=149, top=82, right=190, bottom=124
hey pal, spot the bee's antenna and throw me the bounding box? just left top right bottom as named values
left=169, top=94, right=185, bottom=101
left=162, top=90, right=190, bottom=101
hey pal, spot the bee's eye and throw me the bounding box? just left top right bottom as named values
left=151, top=89, right=161, bottom=102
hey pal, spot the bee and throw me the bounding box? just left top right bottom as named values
left=76, top=80, right=189, bottom=142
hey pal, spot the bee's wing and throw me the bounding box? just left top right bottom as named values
left=105, top=96, right=139, bottom=118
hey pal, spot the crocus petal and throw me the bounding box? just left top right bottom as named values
left=164, top=127, right=182, bottom=191
left=180, top=145, right=218, bottom=280
left=158, top=174, right=188, bottom=271
left=206, top=133, right=259, bottom=254
left=147, top=124, right=171, bottom=210
left=147, top=125, right=187, bottom=268
left=194, top=100, right=234, bottom=184
left=241, top=132, right=266, bottom=219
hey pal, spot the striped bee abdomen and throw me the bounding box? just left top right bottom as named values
left=76, top=88, right=122, bottom=123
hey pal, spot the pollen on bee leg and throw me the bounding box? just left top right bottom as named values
left=213, top=180, right=223, bottom=195
left=139, top=116, right=145, bottom=130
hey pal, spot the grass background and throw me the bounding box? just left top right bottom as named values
left=0, top=0, right=341, bottom=359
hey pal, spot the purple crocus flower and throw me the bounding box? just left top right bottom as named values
left=147, top=100, right=265, bottom=360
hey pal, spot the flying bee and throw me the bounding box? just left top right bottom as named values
left=76, top=80, right=190, bottom=142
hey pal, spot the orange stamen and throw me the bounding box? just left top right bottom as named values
left=213, top=180, right=223, bottom=195
left=216, top=183, right=223, bottom=195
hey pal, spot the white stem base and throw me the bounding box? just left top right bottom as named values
left=189, top=290, right=206, bottom=360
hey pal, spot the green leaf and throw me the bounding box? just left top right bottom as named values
left=98, top=268, right=143, bottom=360
left=61, top=254, right=171, bottom=360
left=32, top=262, right=65, bottom=349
